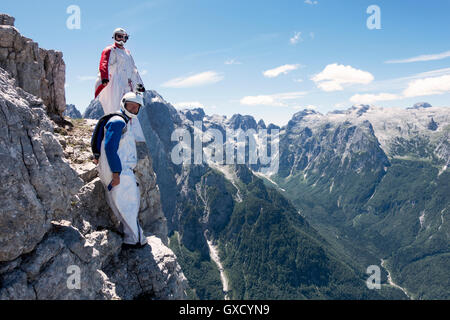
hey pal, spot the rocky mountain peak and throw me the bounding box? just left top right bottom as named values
left=83, top=99, right=104, bottom=119
left=292, top=109, right=319, bottom=121
left=0, top=16, right=188, bottom=299
left=181, top=107, right=205, bottom=122
left=257, top=119, right=266, bottom=129
left=0, top=13, right=66, bottom=122
left=228, top=114, right=258, bottom=131
left=64, top=104, right=82, bottom=119
left=267, top=123, right=281, bottom=130
left=428, top=117, right=438, bottom=131
left=0, top=13, right=15, bottom=26
left=350, top=104, right=371, bottom=116
left=409, top=102, right=432, bottom=109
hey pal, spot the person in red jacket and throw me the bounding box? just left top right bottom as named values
left=95, top=28, right=146, bottom=115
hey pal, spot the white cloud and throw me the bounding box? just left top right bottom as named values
left=141, top=70, right=148, bottom=76
left=304, top=0, right=318, bottom=5
left=77, top=76, right=97, bottom=81
left=292, top=104, right=317, bottom=110
left=403, top=74, right=450, bottom=97
left=290, top=32, right=303, bottom=45
left=225, top=59, right=242, bottom=65
left=385, top=50, right=450, bottom=64
left=357, top=67, right=450, bottom=93
left=293, top=78, right=304, bottom=83
left=311, top=63, right=374, bottom=91
left=263, top=64, right=301, bottom=78
left=173, top=101, right=205, bottom=109
left=350, top=93, right=401, bottom=104
left=349, top=73, right=450, bottom=104
left=240, top=91, right=307, bottom=107
left=162, top=71, right=223, bottom=88
left=309, top=32, right=315, bottom=39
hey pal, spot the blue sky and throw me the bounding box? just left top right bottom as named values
left=2, top=0, right=450, bottom=126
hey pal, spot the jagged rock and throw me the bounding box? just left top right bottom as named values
left=0, top=270, right=36, bottom=300
left=257, top=119, right=266, bottom=129
left=64, top=104, right=82, bottom=119
left=0, top=17, right=184, bottom=298
left=0, top=221, right=121, bottom=300
left=234, top=164, right=253, bottom=184
left=0, top=14, right=66, bottom=120
left=428, top=117, right=438, bottom=131
left=228, top=114, right=258, bottom=131
left=410, top=102, right=432, bottom=109
left=0, top=14, right=15, bottom=26
left=138, top=92, right=182, bottom=232
left=0, top=65, right=187, bottom=299
left=83, top=99, right=104, bottom=119
left=181, top=108, right=205, bottom=122
left=69, top=177, right=117, bottom=234
left=199, top=170, right=234, bottom=235
left=62, top=121, right=168, bottom=244
left=74, top=162, right=98, bottom=183
left=135, top=142, right=168, bottom=244
left=104, top=236, right=187, bottom=300
left=0, top=67, right=82, bottom=262
left=267, top=123, right=280, bottom=131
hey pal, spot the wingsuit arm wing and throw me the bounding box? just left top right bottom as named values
left=104, top=118, right=126, bottom=174
left=130, top=54, right=144, bottom=90
left=99, top=46, right=113, bottom=80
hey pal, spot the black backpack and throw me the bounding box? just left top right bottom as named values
left=91, top=112, right=129, bottom=160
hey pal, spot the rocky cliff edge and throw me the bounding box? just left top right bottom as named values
left=0, top=13, right=188, bottom=300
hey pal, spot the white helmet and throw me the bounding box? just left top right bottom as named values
left=120, top=92, right=144, bottom=118
left=112, top=27, right=128, bottom=46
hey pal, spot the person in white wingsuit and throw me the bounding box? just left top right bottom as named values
left=95, top=27, right=146, bottom=138
left=96, top=92, right=147, bottom=249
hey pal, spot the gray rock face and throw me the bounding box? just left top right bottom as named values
left=228, top=114, right=258, bottom=131
left=257, top=119, right=266, bottom=129
left=279, top=114, right=390, bottom=179
left=267, top=123, right=280, bottom=131
left=0, top=14, right=66, bottom=120
left=0, top=67, right=188, bottom=299
left=270, top=104, right=450, bottom=299
left=83, top=99, right=104, bottom=119
left=277, top=105, right=450, bottom=175
left=104, top=235, right=187, bottom=300
left=181, top=108, right=205, bottom=122
left=410, top=102, right=432, bottom=109
left=0, top=14, right=14, bottom=26
left=64, top=104, right=82, bottom=119
left=138, top=92, right=284, bottom=235
left=0, top=67, right=82, bottom=262
left=135, top=143, right=169, bottom=244
left=138, top=91, right=183, bottom=233
left=427, top=118, right=438, bottom=131
left=0, top=221, right=187, bottom=300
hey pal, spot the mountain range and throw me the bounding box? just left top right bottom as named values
left=94, top=92, right=447, bottom=299
left=2, top=11, right=448, bottom=300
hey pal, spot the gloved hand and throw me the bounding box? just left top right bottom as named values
left=102, top=79, right=110, bottom=85
left=136, top=84, right=145, bottom=92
